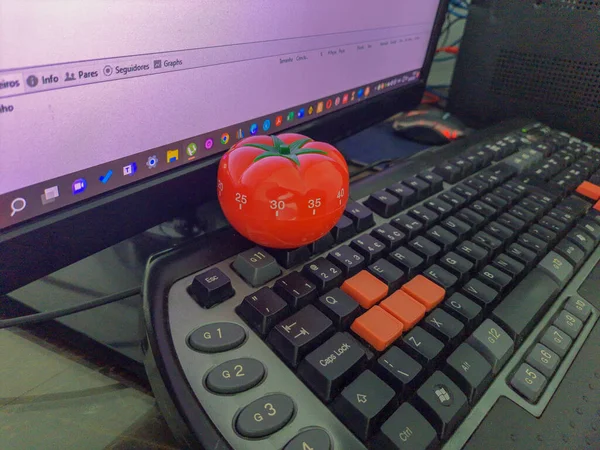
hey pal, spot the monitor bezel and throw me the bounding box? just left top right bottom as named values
left=0, top=0, right=449, bottom=294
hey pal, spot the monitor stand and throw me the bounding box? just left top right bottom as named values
left=4, top=200, right=228, bottom=378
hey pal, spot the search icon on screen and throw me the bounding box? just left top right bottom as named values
left=10, top=197, right=27, bottom=217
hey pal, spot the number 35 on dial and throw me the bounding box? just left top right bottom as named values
left=217, top=133, right=349, bottom=249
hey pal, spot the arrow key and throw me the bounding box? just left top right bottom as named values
left=332, top=370, right=396, bottom=441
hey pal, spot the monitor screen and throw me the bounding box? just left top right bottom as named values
left=0, top=0, right=440, bottom=231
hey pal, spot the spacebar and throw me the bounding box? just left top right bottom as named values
left=492, top=269, right=560, bottom=344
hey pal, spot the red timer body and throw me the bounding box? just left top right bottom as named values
left=217, top=133, right=350, bottom=249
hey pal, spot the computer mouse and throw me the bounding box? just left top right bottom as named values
left=391, top=108, right=468, bottom=145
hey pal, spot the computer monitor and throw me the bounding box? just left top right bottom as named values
left=0, top=0, right=447, bottom=294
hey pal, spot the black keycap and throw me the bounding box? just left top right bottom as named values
left=274, top=271, right=318, bottom=309
left=423, top=264, right=459, bottom=294
left=232, top=248, right=282, bottom=286
left=328, top=245, right=366, bottom=277
left=465, top=153, right=485, bottom=171
left=529, top=224, right=558, bottom=245
left=473, top=147, right=495, bottom=166
left=267, top=246, right=311, bottom=270
left=556, top=195, right=591, bottom=217
left=331, top=215, right=356, bottom=243
left=518, top=233, right=549, bottom=257
left=302, top=258, right=344, bottom=292
left=538, top=215, right=568, bottom=236
left=492, top=269, right=560, bottom=343
left=462, top=278, right=500, bottom=310
left=372, top=403, right=439, bottom=450
left=298, top=332, right=367, bottom=402
left=404, top=176, right=431, bottom=200
left=426, top=225, right=458, bottom=252
left=443, top=293, right=483, bottom=331
left=391, top=214, right=424, bottom=239
left=579, top=219, right=600, bottom=243
left=441, top=216, right=472, bottom=240
left=439, top=252, right=474, bottom=283
left=364, top=190, right=402, bottom=218
left=453, top=183, right=478, bottom=202
left=267, top=305, right=334, bottom=367
left=409, top=206, right=440, bottom=228
left=422, top=308, right=464, bottom=347
left=465, top=177, right=489, bottom=195
left=554, top=239, right=586, bottom=268
left=510, top=205, right=537, bottom=224
left=205, top=358, right=265, bottom=394
left=434, top=163, right=462, bottom=183
left=529, top=192, right=556, bottom=209
left=316, top=288, right=361, bottom=330
left=467, top=319, right=514, bottom=374
left=567, top=228, right=595, bottom=255
left=424, top=198, right=453, bottom=219
left=519, top=198, right=546, bottom=219
left=470, top=200, right=497, bottom=221
left=386, top=182, right=417, bottom=207
left=413, top=371, right=470, bottom=440
left=472, top=231, right=503, bottom=256
left=371, top=223, right=406, bottom=251
left=510, top=363, right=547, bottom=403
left=388, top=246, right=425, bottom=278
left=188, top=268, right=235, bottom=308
left=477, top=265, right=513, bottom=293
left=455, top=208, right=486, bottom=229
left=485, top=221, right=515, bottom=244
left=409, top=236, right=442, bottom=266
left=235, top=394, right=295, bottom=438
left=332, top=370, right=396, bottom=441
left=540, top=326, right=572, bottom=357
left=504, top=180, right=528, bottom=198
left=449, top=157, right=474, bottom=178
left=456, top=240, right=489, bottom=270
left=481, top=193, right=508, bottom=211
left=439, top=191, right=467, bottom=210
left=445, top=343, right=493, bottom=403
left=418, top=171, right=444, bottom=193
left=375, top=346, right=423, bottom=396
left=237, top=288, right=289, bottom=336
left=344, top=201, right=375, bottom=231
left=401, top=327, right=445, bottom=368
left=187, top=323, right=246, bottom=353
left=351, top=234, right=386, bottom=264
left=554, top=310, right=583, bottom=339
left=526, top=343, right=560, bottom=378
left=493, top=254, right=525, bottom=279
left=506, top=243, right=537, bottom=270
left=369, top=259, right=406, bottom=293
left=493, top=187, right=521, bottom=205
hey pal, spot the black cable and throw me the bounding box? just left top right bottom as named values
left=0, top=287, right=141, bottom=329
left=439, top=15, right=465, bottom=49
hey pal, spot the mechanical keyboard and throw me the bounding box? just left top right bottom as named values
left=142, top=119, right=600, bottom=450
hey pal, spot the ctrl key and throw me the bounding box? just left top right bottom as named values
left=372, top=403, right=439, bottom=450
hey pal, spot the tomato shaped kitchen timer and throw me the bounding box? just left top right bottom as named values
left=217, top=133, right=349, bottom=249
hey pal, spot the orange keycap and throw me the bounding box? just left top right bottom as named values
left=341, top=270, right=388, bottom=309
left=576, top=181, right=600, bottom=201
left=401, top=275, right=445, bottom=311
left=595, top=199, right=600, bottom=212
left=351, top=306, right=404, bottom=351
left=380, top=290, right=426, bottom=330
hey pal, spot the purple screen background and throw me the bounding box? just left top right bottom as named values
left=0, top=0, right=440, bottom=229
